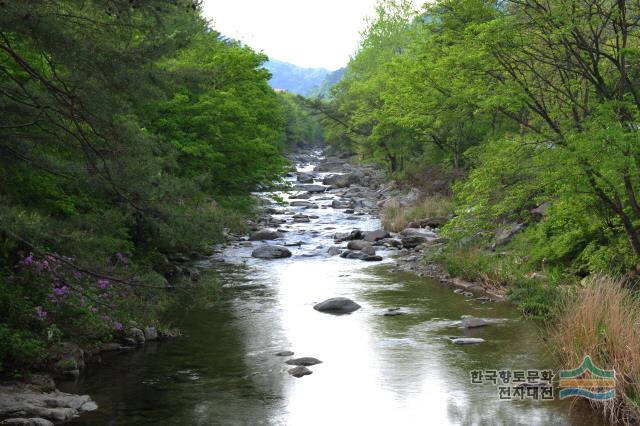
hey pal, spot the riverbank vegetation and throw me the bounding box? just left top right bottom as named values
left=550, top=277, right=640, bottom=422
left=0, top=1, right=323, bottom=374
left=325, top=0, right=640, bottom=420
left=382, top=195, right=453, bottom=232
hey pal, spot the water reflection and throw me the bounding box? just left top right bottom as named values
left=60, top=168, right=605, bottom=425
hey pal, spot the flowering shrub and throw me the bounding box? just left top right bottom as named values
left=0, top=250, right=165, bottom=372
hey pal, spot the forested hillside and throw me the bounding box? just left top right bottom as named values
left=0, top=0, right=315, bottom=371
left=265, top=59, right=330, bottom=95
left=324, top=0, right=640, bottom=418
left=310, top=67, right=346, bottom=98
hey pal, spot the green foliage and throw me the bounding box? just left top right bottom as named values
left=336, top=0, right=640, bottom=287
left=277, top=92, right=324, bottom=149
left=0, top=0, right=292, bottom=370
left=327, top=0, right=508, bottom=172
left=0, top=324, right=46, bottom=373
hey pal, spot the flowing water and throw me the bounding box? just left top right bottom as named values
left=60, top=158, right=604, bottom=425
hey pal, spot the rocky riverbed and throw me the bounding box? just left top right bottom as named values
left=5, top=150, right=602, bottom=425
left=229, top=150, right=503, bottom=302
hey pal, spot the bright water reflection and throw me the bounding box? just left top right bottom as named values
left=61, top=160, right=604, bottom=426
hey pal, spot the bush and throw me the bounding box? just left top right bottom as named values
left=0, top=324, right=45, bottom=373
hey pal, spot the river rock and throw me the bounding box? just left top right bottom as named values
left=334, top=230, right=364, bottom=242
left=331, top=199, right=352, bottom=209
left=347, top=240, right=372, bottom=251
left=296, top=172, right=315, bottom=183
left=316, top=159, right=348, bottom=172
left=1, top=418, right=56, bottom=426
left=144, top=326, right=158, bottom=341
left=250, top=230, right=280, bottom=241
left=251, top=245, right=292, bottom=259
left=285, top=357, right=323, bottom=366
left=362, top=255, right=383, bottom=261
left=400, top=228, right=438, bottom=239
left=289, top=192, right=312, bottom=200
left=340, top=251, right=365, bottom=259
left=288, top=366, right=313, bottom=378
left=323, top=174, right=352, bottom=188
left=382, top=188, right=423, bottom=208
left=292, top=214, right=310, bottom=223
left=126, top=327, right=145, bottom=344
left=314, top=297, right=361, bottom=314
left=451, top=337, right=485, bottom=345
left=408, top=217, right=449, bottom=228
left=0, top=387, right=97, bottom=423
left=276, top=351, right=294, bottom=356
left=0, top=419, right=54, bottom=426
left=380, top=238, right=402, bottom=248
left=295, top=184, right=326, bottom=193
left=361, top=246, right=376, bottom=255
left=491, top=223, right=524, bottom=249
left=400, top=228, right=437, bottom=248
left=327, top=246, right=342, bottom=256
left=460, top=316, right=490, bottom=328
left=364, top=229, right=390, bottom=242
left=289, top=200, right=316, bottom=207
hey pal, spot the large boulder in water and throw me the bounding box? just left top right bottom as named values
left=249, top=230, right=280, bottom=241
left=314, top=297, right=361, bottom=314
left=251, top=245, right=292, bottom=259
left=347, top=240, right=372, bottom=251
left=288, top=366, right=313, bottom=378
left=285, top=357, right=322, bottom=366
left=340, top=250, right=365, bottom=259
left=323, top=174, right=351, bottom=188
left=363, top=229, right=390, bottom=242
left=296, top=172, right=315, bottom=183
left=460, top=316, right=490, bottom=328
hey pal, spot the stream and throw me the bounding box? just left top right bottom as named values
left=60, top=154, right=604, bottom=425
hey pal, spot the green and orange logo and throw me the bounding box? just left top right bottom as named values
left=558, top=356, right=615, bottom=400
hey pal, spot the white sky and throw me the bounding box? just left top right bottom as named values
left=202, top=0, right=421, bottom=70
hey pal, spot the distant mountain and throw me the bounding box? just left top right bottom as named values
left=310, top=67, right=346, bottom=98
left=264, top=60, right=330, bottom=96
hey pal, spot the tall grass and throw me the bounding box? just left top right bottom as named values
left=548, top=276, right=640, bottom=424
left=382, top=195, right=453, bottom=232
